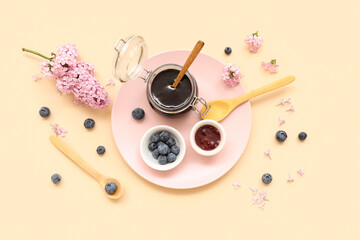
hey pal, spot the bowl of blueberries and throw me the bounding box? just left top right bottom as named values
left=140, top=125, right=185, bottom=171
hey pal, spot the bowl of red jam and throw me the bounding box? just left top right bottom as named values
left=190, top=120, right=226, bottom=156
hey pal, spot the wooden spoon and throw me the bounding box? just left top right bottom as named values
left=50, top=136, right=123, bottom=199
left=172, top=40, right=204, bottom=88
left=201, top=75, right=295, bottom=122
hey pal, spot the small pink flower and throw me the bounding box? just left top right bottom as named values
left=58, top=127, right=67, bottom=137
left=259, top=191, right=267, bottom=201
left=285, top=98, right=292, bottom=104
left=252, top=197, right=259, bottom=205
left=232, top=182, right=241, bottom=190
left=76, top=61, right=95, bottom=75
left=249, top=187, right=258, bottom=195
left=222, top=63, right=243, bottom=87
left=286, top=105, right=295, bottom=112
left=258, top=202, right=265, bottom=210
left=106, top=79, right=115, bottom=86
left=51, top=55, right=77, bottom=78
left=276, top=99, right=286, bottom=106
left=40, top=60, right=55, bottom=77
left=261, top=59, right=279, bottom=73
left=279, top=116, right=285, bottom=125
left=245, top=31, right=263, bottom=53
left=264, top=149, right=272, bottom=160
left=287, top=172, right=294, bottom=182
left=297, top=168, right=304, bottom=176
left=32, top=74, right=42, bottom=81
left=56, top=43, right=79, bottom=59
left=51, top=124, right=67, bottom=137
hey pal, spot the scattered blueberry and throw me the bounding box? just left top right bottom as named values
left=262, top=173, right=273, bottom=184
left=51, top=173, right=61, bottom=184
left=157, top=141, right=166, bottom=148
left=276, top=130, right=287, bottom=142
left=166, top=137, right=176, bottom=147
left=132, top=108, right=145, bottom=120
left=298, top=132, right=307, bottom=141
left=39, top=107, right=50, bottom=118
left=84, top=118, right=95, bottom=129
left=158, top=144, right=169, bottom=155
left=96, top=146, right=106, bottom=155
left=171, top=145, right=180, bottom=155
left=159, top=131, right=170, bottom=142
left=167, top=153, right=177, bottom=163
left=151, top=133, right=160, bottom=143
left=158, top=155, right=167, bottom=165
left=105, top=182, right=117, bottom=195
left=224, top=47, right=232, bottom=55
left=148, top=142, right=157, bottom=151
left=152, top=148, right=159, bottom=159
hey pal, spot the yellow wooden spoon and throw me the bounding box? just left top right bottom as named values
left=201, top=75, right=295, bottom=122
left=50, top=136, right=123, bottom=199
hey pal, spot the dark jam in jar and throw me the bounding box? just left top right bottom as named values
left=151, top=69, right=192, bottom=108
left=195, top=125, right=221, bottom=151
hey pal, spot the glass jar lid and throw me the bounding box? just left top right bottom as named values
left=113, top=35, right=148, bottom=83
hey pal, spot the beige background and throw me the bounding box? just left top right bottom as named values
left=1, top=0, right=359, bottom=239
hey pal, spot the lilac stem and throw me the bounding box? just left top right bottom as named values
left=22, top=48, right=53, bottom=61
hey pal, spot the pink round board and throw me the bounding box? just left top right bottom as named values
left=111, top=50, right=252, bottom=189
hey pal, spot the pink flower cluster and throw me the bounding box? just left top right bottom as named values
left=40, top=44, right=110, bottom=109
left=222, top=63, right=243, bottom=87
left=245, top=31, right=263, bottom=53
left=250, top=187, right=269, bottom=210
left=51, top=123, right=67, bottom=137
left=261, top=59, right=279, bottom=73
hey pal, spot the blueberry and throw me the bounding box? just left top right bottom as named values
left=96, top=145, right=106, bottom=155
left=159, top=131, right=170, bottom=142
left=262, top=173, right=273, bottom=184
left=171, top=145, right=180, bottom=155
left=51, top=173, right=61, bottom=184
left=158, top=155, right=167, bottom=165
left=224, top=47, right=232, bottom=55
left=132, top=108, right=145, bottom=120
left=298, top=132, right=307, bottom=141
left=167, top=153, right=177, bottom=163
left=152, top=149, right=159, bottom=159
left=157, top=141, right=166, bottom=148
left=84, top=118, right=95, bottom=129
left=105, top=182, right=117, bottom=195
left=148, top=142, right=157, bottom=151
left=275, top=130, right=287, bottom=142
left=166, top=137, right=176, bottom=147
left=158, top=144, right=169, bottom=155
left=167, top=146, right=171, bottom=155
left=39, top=107, right=50, bottom=118
left=151, top=133, right=160, bottom=143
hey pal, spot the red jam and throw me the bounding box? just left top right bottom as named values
left=195, top=125, right=221, bottom=151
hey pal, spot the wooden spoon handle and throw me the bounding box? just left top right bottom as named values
left=232, top=75, right=295, bottom=107
left=172, top=40, right=204, bottom=88
left=49, top=136, right=104, bottom=183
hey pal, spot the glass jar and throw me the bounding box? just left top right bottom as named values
left=113, top=35, right=210, bottom=118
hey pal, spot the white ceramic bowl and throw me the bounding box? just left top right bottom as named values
left=190, top=119, right=226, bottom=156
left=140, top=125, right=186, bottom=171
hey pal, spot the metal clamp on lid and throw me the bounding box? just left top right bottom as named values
left=191, top=97, right=211, bottom=119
